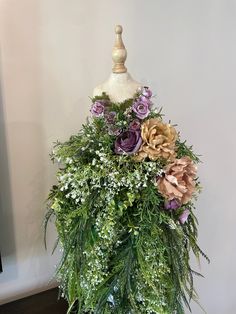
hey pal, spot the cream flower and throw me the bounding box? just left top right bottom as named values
left=136, top=118, right=178, bottom=161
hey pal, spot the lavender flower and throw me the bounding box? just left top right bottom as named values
left=90, top=101, right=105, bottom=117
left=132, top=100, right=150, bottom=120
left=138, top=95, right=153, bottom=109
left=108, top=126, right=122, bottom=136
left=105, top=111, right=116, bottom=124
left=142, top=86, right=152, bottom=98
left=179, top=209, right=190, bottom=224
left=164, top=199, right=181, bottom=210
left=129, top=119, right=141, bottom=131
left=115, top=130, right=142, bottom=155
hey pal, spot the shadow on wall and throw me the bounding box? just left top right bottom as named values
left=0, top=53, right=17, bottom=280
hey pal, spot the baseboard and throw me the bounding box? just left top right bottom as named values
left=0, top=287, right=67, bottom=314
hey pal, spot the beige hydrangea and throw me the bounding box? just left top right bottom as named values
left=136, top=118, right=178, bottom=161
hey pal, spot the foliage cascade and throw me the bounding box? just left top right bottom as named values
left=46, top=87, right=208, bottom=314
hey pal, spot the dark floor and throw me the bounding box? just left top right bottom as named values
left=0, top=288, right=68, bottom=314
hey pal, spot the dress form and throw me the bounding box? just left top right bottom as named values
left=93, top=25, right=141, bottom=103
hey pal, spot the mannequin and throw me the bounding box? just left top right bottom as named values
left=93, top=25, right=141, bottom=103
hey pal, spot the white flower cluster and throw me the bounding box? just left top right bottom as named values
left=133, top=241, right=170, bottom=313
left=56, top=147, right=164, bottom=211
left=58, top=166, right=91, bottom=204
left=81, top=202, right=120, bottom=297
left=81, top=245, right=108, bottom=292
left=135, top=274, right=168, bottom=313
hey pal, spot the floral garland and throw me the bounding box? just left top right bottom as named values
left=45, top=87, right=209, bottom=314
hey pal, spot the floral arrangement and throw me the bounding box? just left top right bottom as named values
left=45, top=87, right=209, bottom=314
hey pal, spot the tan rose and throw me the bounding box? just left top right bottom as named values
left=136, top=118, right=178, bottom=161
left=157, top=156, right=197, bottom=204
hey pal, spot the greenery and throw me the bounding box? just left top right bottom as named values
left=45, top=89, right=208, bottom=313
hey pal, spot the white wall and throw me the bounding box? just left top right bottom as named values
left=0, top=0, right=236, bottom=313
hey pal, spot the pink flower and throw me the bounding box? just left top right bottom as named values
left=129, top=119, right=141, bottom=131
left=157, top=157, right=197, bottom=204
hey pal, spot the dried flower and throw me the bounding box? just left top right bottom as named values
left=136, top=118, right=177, bottom=161
left=157, top=156, right=197, bottom=204
left=115, top=130, right=142, bottom=155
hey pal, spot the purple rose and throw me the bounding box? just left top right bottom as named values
left=164, top=199, right=181, bottom=210
left=129, top=119, right=141, bottom=131
left=132, top=101, right=150, bottom=119
left=105, top=111, right=116, bottom=124
left=90, top=101, right=105, bottom=117
left=138, top=95, right=152, bottom=109
left=115, top=130, right=142, bottom=155
left=142, top=86, right=152, bottom=98
left=179, top=209, right=190, bottom=224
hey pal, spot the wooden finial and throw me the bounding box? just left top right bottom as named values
left=112, top=25, right=127, bottom=73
